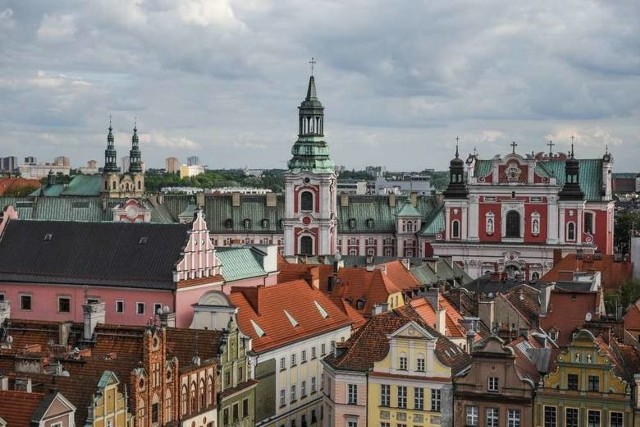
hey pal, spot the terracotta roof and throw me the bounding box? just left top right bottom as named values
left=540, top=290, right=600, bottom=346
left=323, top=305, right=470, bottom=376
left=507, top=336, right=543, bottom=384
left=500, top=284, right=541, bottom=326
left=0, top=219, right=189, bottom=289
left=0, top=389, right=45, bottom=425
left=624, top=299, right=640, bottom=330
left=409, top=296, right=469, bottom=339
left=228, top=280, right=352, bottom=353
left=378, top=260, right=421, bottom=292
left=542, top=253, right=632, bottom=295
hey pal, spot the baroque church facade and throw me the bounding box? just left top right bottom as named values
left=0, top=74, right=616, bottom=280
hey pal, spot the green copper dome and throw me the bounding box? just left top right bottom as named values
left=287, top=76, right=335, bottom=174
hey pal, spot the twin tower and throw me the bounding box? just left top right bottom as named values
left=100, top=121, right=145, bottom=198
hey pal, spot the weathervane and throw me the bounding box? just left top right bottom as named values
left=309, top=57, right=317, bottom=76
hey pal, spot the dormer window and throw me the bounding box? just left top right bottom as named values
left=243, top=218, right=251, bottom=229
left=348, top=218, right=356, bottom=229
left=224, top=218, right=233, bottom=229
left=43, top=233, right=53, bottom=241
left=366, top=218, right=374, bottom=228
left=261, top=218, right=270, bottom=229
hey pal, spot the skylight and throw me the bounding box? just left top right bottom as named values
left=250, top=319, right=265, bottom=337
left=284, top=310, right=298, bottom=327
left=314, top=300, right=329, bottom=319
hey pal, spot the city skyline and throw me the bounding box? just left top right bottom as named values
left=1, top=1, right=639, bottom=171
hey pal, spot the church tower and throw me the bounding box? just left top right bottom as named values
left=100, top=120, right=121, bottom=195
left=128, top=124, right=145, bottom=196
left=283, top=70, right=337, bottom=256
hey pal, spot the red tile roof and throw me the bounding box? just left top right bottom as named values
left=409, top=296, right=470, bottom=339
left=0, top=177, right=41, bottom=195
left=540, top=290, right=600, bottom=346
left=542, top=253, right=632, bottom=295
left=228, top=280, right=352, bottom=353
left=0, top=390, right=44, bottom=425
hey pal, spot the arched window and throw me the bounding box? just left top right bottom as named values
left=584, top=212, right=594, bottom=234
left=199, top=379, right=206, bottom=409
left=300, top=191, right=313, bottom=211
left=181, top=385, right=188, bottom=416
left=112, top=181, right=116, bottom=190
left=531, top=212, right=541, bottom=236
left=190, top=381, right=197, bottom=412
left=207, top=375, right=214, bottom=405
left=506, top=211, right=520, bottom=238
left=165, top=390, right=173, bottom=422
left=567, top=222, right=576, bottom=241
left=300, top=236, right=313, bottom=255
left=452, top=220, right=460, bottom=238
left=137, top=180, right=141, bottom=190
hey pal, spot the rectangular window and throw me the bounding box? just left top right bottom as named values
left=610, top=412, right=623, bottom=427
left=488, top=376, right=499, bottom=392
left=507, top=409, right=520, bottom=427
left=58, top=296, right=71, bottom=313
left=238, top=366, right=244, bottom=382
left=588, top=410, right=600, bottom=427
left=20, top=294, right=32, bottom=310
left=466, top=406, right=479, bottom=426
left=154, top=303, right=162, bottom=315
left=565, top=408, right=578, bottom=427
left=0, top=293, right=4, bottom=301
left=242, top=398, right=249, bottom=418
left=544, top=406, right=557, bottom=427
left=279, top=389, right=285, bottom=407
left=115, top=300, right=124, bottom=313
left=291, top=353, right=297, bottom=366
left=486, top=408, right=499, bottom=427
left=311, top=376, right=316, bottom=393
left=417, top=357, right=425, bottom=371
left=85, top=297, right=99, bottom=305
left=380, top=384, right=390, bottom=406
left=311, top=346, right=317, bottom=359
left=321, top=343, right=326, bottom=355
left=430, top=388, right=440, bottom=412
left=301, top=380, right=306, bottom=397
left=223, top=408, right=229, bottom=425
left=414, top=387, right=424, bottom=410
left=280, top=357, right=286, bottom=371
left=347, top=384, right=357, bottom=404
left=588, top=375, right=599, bottom=392
left=233, top=403, right=239, bottom=421
left=290, top=385, right=297, bottom=402
left=302, top=350, right=307, bottom=363
left=397, top=386, right=407, bottom=409
left=380, top=423, right=390, bottom=427
left=347, top=421, right=357, bottom=427
left=136, top=302, right=145, bottom=315
left=399, top=356, right=407, bottom=370
left=567, top=373, right=578, bottom=390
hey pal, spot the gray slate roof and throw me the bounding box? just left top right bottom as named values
left=0, top=220, right=189, bottom=289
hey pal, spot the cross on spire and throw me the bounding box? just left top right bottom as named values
left=510, top=140, right=517, bottom=154
left=547, top=140, right=555, bottom=156
left=309, top=57, right=317, bottom=76
left=455, top=136, right=460, bottom=158
left=570, top=135, right=575, bottom=157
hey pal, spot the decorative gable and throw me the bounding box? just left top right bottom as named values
left=113, top=198, right=151, bottom=223
left=388, top=320, right=436, bottom=340
left=174, top=209, right=222, bottom=281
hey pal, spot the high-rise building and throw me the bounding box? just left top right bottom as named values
left=24, top=156, right=37, bottom=165
left=166, top=157, right=180, bottom=174
left=187, top=156, right=200, bottom=166
left=54, top=156, right=70, bottom=167
left=0, top=157, right=17, bottom=173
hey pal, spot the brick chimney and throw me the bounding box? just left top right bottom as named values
left=83, top=302, right=106, bottom=341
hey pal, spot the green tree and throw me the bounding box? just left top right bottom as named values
left=614, top=212, right=640, bottom=253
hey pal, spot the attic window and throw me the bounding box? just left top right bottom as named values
left=224, top=218, right=233, bottom=229
left=366, top=218, right=374, bottom=228
left=139, top=237, right=148, bottom=245
left=250, top=319, right=265, bottom=337
left=243, top=218, right=251, bottom=229
left=261, top=218, right=270, bottom=229
left=284, top=310, right=299, bottom=327
left=356, top=298, right=366, bottom=310
left=43, top=233, right=53, bottom=241
left=314, top=300, right=329, bottom=319
left=348, top=218, right=356, bottom=229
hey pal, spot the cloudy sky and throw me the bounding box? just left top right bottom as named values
left=1, top=1, right=639, bottom=172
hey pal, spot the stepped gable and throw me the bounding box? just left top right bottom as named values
left=229, top=280, right=352, bottom=353
left=0, top=219, right=189, bottom=289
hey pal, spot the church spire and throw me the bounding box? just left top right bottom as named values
left=103, top=117, right=119, bottom=173
left=287, top=67, right=334, bottom=174
left=128, top=120, right=143, bottom=173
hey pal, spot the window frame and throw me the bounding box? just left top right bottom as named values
left=466, top=405, right=479, bottom=426
left=136, top=302, right=145, bottom=315
left=115, top=300, right=125, bottom=313
left=58, top=296, right=71, bottom=313
left=397, top=385, right=407, bottom=409
left=487, top=376, right=499, bottom=392
left=507, top=409, right=520, bottom=427
left=430, top=388, right=440, bottom=412
left=20, top=294, right=32, bottom=311
left=414, top=387, right=424, bottom=410
left=486, top=408, right=499, bottom=427
left=347, top=383, right=357, bottom=405
left=380, top=384, right=390, bottom=407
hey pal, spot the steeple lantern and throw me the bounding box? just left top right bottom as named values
left=103, top=121, right=119, bottom=173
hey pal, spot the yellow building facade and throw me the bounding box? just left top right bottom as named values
left=88, top=371, right=133, bottom=427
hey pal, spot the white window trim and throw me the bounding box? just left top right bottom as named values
left=136, top=301, right=145, bottom=315
left=115, top=300, right=125, bottom=313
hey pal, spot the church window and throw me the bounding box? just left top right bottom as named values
left=506, top=211, right=520, bottom=238
left=137, top=181, right=141, bottom=190
left=567, top=222, right=576, bottom=241
left=584, top=212, right=594, bottom=234
left=300, top=236, right=313, bottom=256
left=112, top=181, right=116, bottom=190
left=243, top=218, right=251, bottom=229
left=301, top=191, right=313, bottom=211
left=104, top=181, right=108, bottom=190
left=262, top=218, right=270, bottom=229
left=485, top=212, right=495, bottom=235
left=451, top=220, right=460, bottom=238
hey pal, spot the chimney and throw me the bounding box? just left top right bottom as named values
left=59, top=322, right=71, bottom=347
left=388, top=193, right=396, bottom=207
left=371, top=303, right=389, bottom=317
left=410, top=192, right=417, bottom=207
left=266, top=192, right=277, bottom=207
left=539, top=283, right=554, bottom=316
left=83, top=302, right=106, bottom=340
left=0, top=376, right=8, bottom=390
left=0, top=300, right=10, bottom=325
left=436, top=307, right=447, bottom=335
left=158, top=306, right=176, bottom=328
left=402, top=258, right=410, bottom=271
left=461, top=317, right=479, bottom=354
left=306, top=266, right=320, bottom=290
left=478, top=300, right=495, bottom=331
left=553, top=249, right=563, bottom=266
left=232, top=192, right=241, bottom=207
left=340, top=192, right=349, bottom=207
left=195, top=191, right=205, bottom=208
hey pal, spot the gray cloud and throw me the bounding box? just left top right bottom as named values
left=0, top=0, right=638, bottom=172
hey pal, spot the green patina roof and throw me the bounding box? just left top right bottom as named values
left=31, top=184, right=65, bottom=197
left=473, top=158, right=604, bottom=201
left=419, top=205, right=445, bottom=236
left=217, top=246, right=267, bottom=282
left=60, top=174, right=102, bottom=196
left=0, top=196, right=113, bottom=222
left=396, top=201, right=422, bottom=217
left=337, top=195, right=438, bottom=233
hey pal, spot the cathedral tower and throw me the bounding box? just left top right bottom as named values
left=283, top=71, right=337, bottom=256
